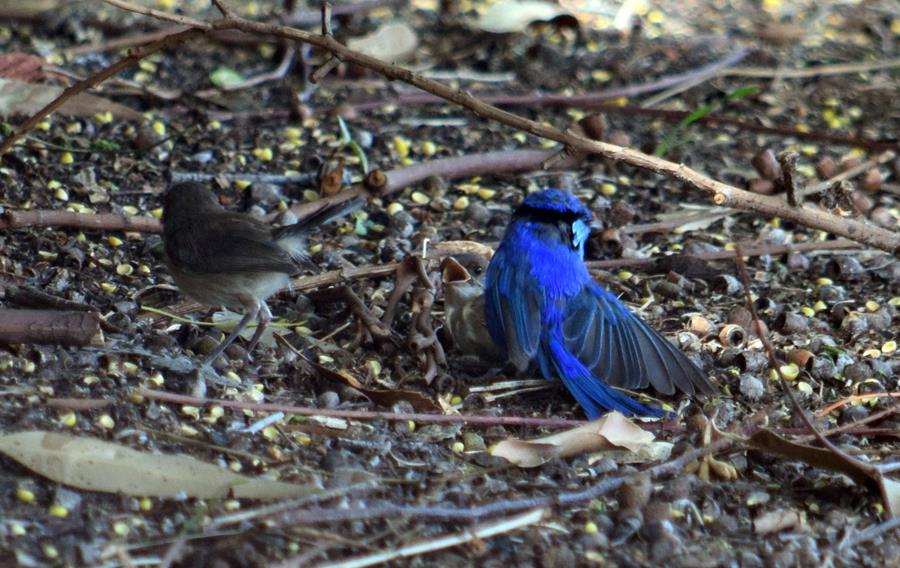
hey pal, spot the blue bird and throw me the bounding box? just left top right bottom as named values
left=484, top=189, right=715, bottom=418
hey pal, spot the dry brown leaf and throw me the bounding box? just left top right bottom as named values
left=313, top=362, right=442, bottom=413
left=491, top=412, right=654, bottom=468
left=0, top=78, right=144, bottom=121
left=0, top=53, right=50, bottom=82
left=0, top=431, right=319, bottom=500
left=749, top=429, right=899, bottom=518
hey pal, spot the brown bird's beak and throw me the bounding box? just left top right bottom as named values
left=441, top=256, right=473, bottom=285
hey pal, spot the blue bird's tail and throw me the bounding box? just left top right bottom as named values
left=543, top=329, right=665, bottom=419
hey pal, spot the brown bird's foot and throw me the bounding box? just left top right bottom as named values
left=243, top=302, right=272, bottom=361
left=199, top=307, right=260, bottom=369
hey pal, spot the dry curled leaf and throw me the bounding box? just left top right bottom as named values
left=491, top=412, right=654, bottom=468
left=0, top=431, right=320, bottom=500
left=0, top=78, right=144, bottom=120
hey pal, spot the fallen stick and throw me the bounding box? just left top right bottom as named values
left=0, top=309, right=104, bottom=347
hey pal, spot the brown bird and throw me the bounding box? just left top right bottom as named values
left=440, top=255, right=506, bottom=363
left=162, top=182, right=361, bottom=375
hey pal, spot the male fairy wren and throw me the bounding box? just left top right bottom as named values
left=484, top=189, right=716, bottom=418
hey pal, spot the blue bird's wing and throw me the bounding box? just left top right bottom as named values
left=484, top=248, right=543, bottom=371
left=563, top=282, right=715, bottom=396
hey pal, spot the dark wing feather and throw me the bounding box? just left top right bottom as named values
left=165, top=214, right=296, bottom=275
left=484, top=247, right=543, bottom=372
left=562, top=282, right=715, bottom=396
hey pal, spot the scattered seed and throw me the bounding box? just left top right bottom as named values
left=97, top=414, right=115, bottom=429
left=59, top=152, right=74, bottom=164
left=411, top=191, right=430, bottom=205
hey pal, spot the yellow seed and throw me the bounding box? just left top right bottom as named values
left=128, top=392, right=144, bottom=404
left=411, top=191, right=430, bottom=205
left=97, top=414, right=115, bottom=429
left=148, top=371, right=164, bottom=386
left=150, top=207, right=163, bottom=218
left=54, top=188, right=69, bottom=201
left=800, top=306, right=816, bottom=317
left=600, top=183, right=617, bottom=196
left=225, top=370, right=242, bottom=383
left=795, top=123, right=810, bottom=133
left=451, top=441, right=465, bottom=453
left=181, top=425, right=199, bottom=437
left=863, top=348, right=881, bottom=358
left=252, top=147, right=274, bottom=161
left=151, top=120, right=166, bottom=136
left=386, top=202, right=404, bottom=216
left=16, top=488, right=35, bottom=503
left=453, top=196, right=470, bottom=210
left=393, top=136, right=411, bottom=159
left=224, top=500, right=241, bottom=511
left=100, top=282, right=117, bottom=294
left=207, top=119, right=222, bottom=130
left=420, top=140, right=437, bottom=157
left=43, top=544, right=59, bottom=559
left=584, top=521, right=599, bottom=534
left=779, top=363, right=800, bottom=380
left=813, top=300, right=827, bottom=312
left=882, top=340, right=897, bottom=354
left=181, top=405, right=200, bottom=419
left=262, top=426, right=279, bottom=441
left=450, top=395, right=463, bottom=405
left=9, top=521, right=26, bottom=536
left=513, top=132, right=527, bottom=144
left=407, top=420, right=416, bottom=433
left=94, top=111, right=113, bottom=124
left=139, top=497, right=152, bottom=511
left=796, top=381, right=813, bottom=394
left=107, top=236, right=124, bottom=247
left=889, top=297, right=900, bottom=306
left=157, top=0, right=176, bottom=9
left=113, top=521, right=129, bottom=536
left=37, top=120, right=51, bottom=132
left=48, top=504, right=68, bottom=518
left=233, top=179, right=251, bottom=191
left=617, top=271, right=633, bottom=281
left=815, top=277, right=833, bottom=286
left=477, top=188, right=496, bottom=200
left=83, top=375, right=99, bottom=385
left=865, top=300, right=879, bottom=312
left=59, top=152, right=74, bottom=164
left=229, top=460, right=243, bottom=472
left=60, top=411, right=77, bottom=428
left=647, top=10, right=665, bottom=24
left=138, top=60, right=156, bottom=73
left=47, top=179, right=62, bottom=190
left=283, top=126, right=302, bottom=140
left=294, top=432, right=312, bottom=446
left=116, top=263, right=134, bottom=276
left=22, top=361, right=35, bottom=373
left=800, top=145, right=818, bottom=156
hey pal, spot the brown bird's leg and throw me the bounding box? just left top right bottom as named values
left=244, top=302, right=271, bottom=358
left=200, top=305, right=260, bottom=368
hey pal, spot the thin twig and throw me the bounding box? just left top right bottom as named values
left=308, top=509, right=547, bottom=568
left=136, top=388, right=588, bottom=428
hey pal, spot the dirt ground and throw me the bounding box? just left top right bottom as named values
left=0, top=0, right=898, bottom=566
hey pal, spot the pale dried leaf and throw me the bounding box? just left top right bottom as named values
left=753, top=509, right=804, bottom=534
left=347, top=22, right=418, bottom=62
left=0, top=431, right=319, bottom=499
left=491, top=412, right=654, bottom=468
left=476, top=0, right=566, bottom=34
left=0, top=78, right=144, bottom=121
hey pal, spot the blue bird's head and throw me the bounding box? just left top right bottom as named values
left=513, top=189, right=593, bottom=256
